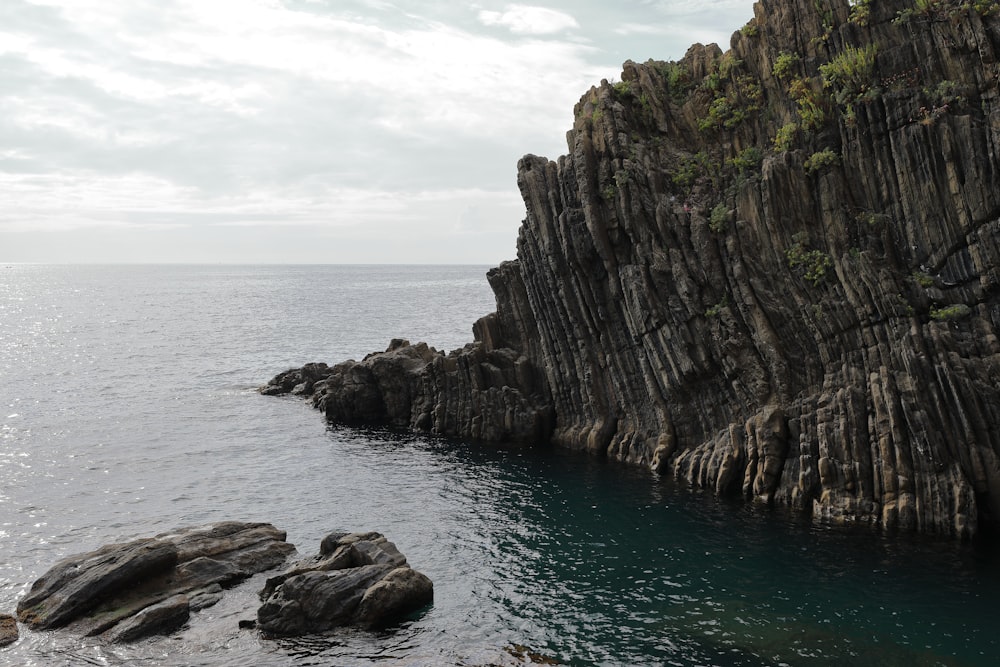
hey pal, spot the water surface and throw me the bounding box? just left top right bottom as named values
left=1, top=265, right=997, bottom=666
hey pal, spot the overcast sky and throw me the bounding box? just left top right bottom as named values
left=1, top=0, right=756, bottom=264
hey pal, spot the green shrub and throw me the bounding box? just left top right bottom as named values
left=849, top=0, right=872, bottom=25
left=698, top=77, right=763, bottom=132
left=930, top=304, right=972, bottom=320
left=856, top=210, right=889, bottom=227
left=612, top=80, right=632, bottom=99
left=698, top=96, right=732, bottom=132
left=705, top=296, right=729, bottom=317
left=819, top=44, right=878, bottom=104
left=843, top=103, right=858, bottom=127
left=972, top=0, right=1000, bottom=16
left=737, top=76, right=763, bottom=105
left=773, top=123, right=799, bottom=152
left=912, top=271, right=935, bottom=287
left=672, top=151, right=720, bottom=190
left=710, top=203, right=730, bottom=233
left=719, top=53, right=743, bottom=78
left=726, top=146, right=763, bottom=174
left=639, top=92, right=652, bottom=114
left=657, top=61, right=694, bottom=101
left=897, top=0, right=998, bottom=22
left=925, top=80, right=963, bottom=106
left=789, top=78, right=827, bottom=131
left=772, top=52, right=799, bottom=80
left=804, top=148, right=840, bottom=174
left=787, top=239, right=834, bottom=286
left=740, top=21, right=759, bottom=37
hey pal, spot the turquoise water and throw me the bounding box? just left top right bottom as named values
left=404, top=438, right=999, bottom=666
left=1, top=265, right=997, bottom=666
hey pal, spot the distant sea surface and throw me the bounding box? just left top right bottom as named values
left=2, top=264, right=998, bottom=666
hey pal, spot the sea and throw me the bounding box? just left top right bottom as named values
left=1, top=263, right=998, bottom=667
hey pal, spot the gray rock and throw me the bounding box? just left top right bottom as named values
left=188, top=584, right=224, bottom=611
left=354, top=566, right=434, bottom=630
left=16, top=538, right=178, bottom=630
left=17, top=522, right=294, bottom=641
left=256, top=531, right=433, bottom=636
left=257, top=565, right=393, bottom=636
left=106, top=594, right=190, bottom=643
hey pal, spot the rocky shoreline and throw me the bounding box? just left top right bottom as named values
left=6, top=522, right=432, bottom=648
left=263, top=0, right=1000, bottom=539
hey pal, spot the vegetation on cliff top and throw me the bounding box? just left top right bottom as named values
left=547, top=0, right=1000, bottom=536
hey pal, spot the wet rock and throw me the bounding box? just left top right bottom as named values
left=106, top=594, right=191, bottom=643
left=257, top=531, right=433, bottom=636
left=0, top=614, right=17, bottom=647
left=264, top=338, right=553, bottom=444
left=17, top=522, right=295, bottom=642
left=354, top=566, right=435, bottom=630
left=260, top=362, right=332, bottom=396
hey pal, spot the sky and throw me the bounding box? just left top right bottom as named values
left=0, top=0, right=756, bottom=264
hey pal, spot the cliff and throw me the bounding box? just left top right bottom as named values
left=265, top=0, right=1000, bottom=539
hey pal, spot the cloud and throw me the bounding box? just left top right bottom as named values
left=0, top=0, right=756, bottom=263
left=478, top=5, right=579, bottom=35
left=614, top=0, right=754, bottom=47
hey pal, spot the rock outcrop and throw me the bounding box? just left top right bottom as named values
left=265, top=0, right=1000, bottom=539
left=262, top=336, right=553, bottom=444
left=257, top=531, right=433, bottom=635
left=14, top=525, right=431, bottom=647
left=16, top=522, right=295, bottom=642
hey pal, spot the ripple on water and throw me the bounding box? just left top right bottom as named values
left=2, top=266, right=999, bottom=666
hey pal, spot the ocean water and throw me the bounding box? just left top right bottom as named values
left=1, top=264, right=998, bottom=667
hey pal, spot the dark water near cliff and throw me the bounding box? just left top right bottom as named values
left=2, top=264, right=998, bottom=667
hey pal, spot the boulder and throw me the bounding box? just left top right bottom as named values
left=17, top=522, right=295, bottom=642
left=256, top=531, right=433, bottom=636
left=354, top=566, right=435, bottom=630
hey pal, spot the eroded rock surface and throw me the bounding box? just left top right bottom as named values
left=264, top=0, right=1000, bottom=539
left=257, top=531, right=433, bottom=635
left=16, top=522, right=295, bottom=642
left=0, top=614, right=17, bottom=647
left=262, top=337, right=553, bottom=444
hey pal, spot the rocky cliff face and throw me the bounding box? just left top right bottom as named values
left=266, top=0, right=1000, bottom=539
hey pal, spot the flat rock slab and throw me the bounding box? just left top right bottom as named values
left=17, top=522, right=295, bottom=642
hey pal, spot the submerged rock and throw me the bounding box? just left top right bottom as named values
left=263, top=0, right=1000, bottom=539
left=16, top=522, right=295, bottom=642
left=257, top=531, right=433, bottom=635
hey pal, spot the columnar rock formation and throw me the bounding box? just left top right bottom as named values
left=265, top=0, right=1000, bottom=539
